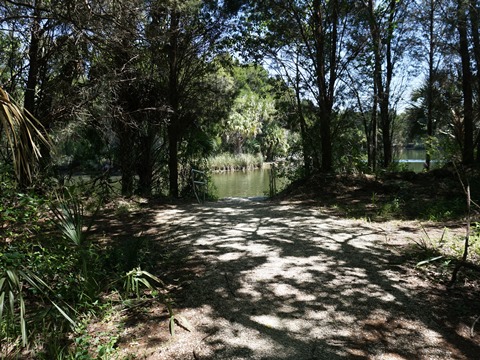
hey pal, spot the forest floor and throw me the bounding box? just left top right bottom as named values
left=92, top=171, right=480, bottom=360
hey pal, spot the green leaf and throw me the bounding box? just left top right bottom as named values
left=20, top=294, right=26, bottom=347
left=416, top=255, right=444, bottom=267
left=7, top=269, right=20, bottom=287
left=0, top=291, right=5, bottom=320
left=175, top=315, right=193, bottom=332
left=51, top=300, right=77, bottom=328
left=169, top=315, right=175, bottom=336
left=19, top=268, right=77, bottom=327
left=9, top=289, right=15, bottom=317
left=0, top=87, right=51, bottom=184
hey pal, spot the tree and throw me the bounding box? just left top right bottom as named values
left=363, top=0, right=405, bottom=168
left=87, top=0, right=145, bottom=196
left=218, top=63, right=278, bottom=155
left=401, top=0, right=442, bottom=169
left=147, top=0, right=241, bottom=197
left=457, top=0, right=475, bottom=164
left=469, top=0, right=480, bottom=161
left=312, top=0, right=339, bottom=171
left=406, top=0, right=480, bottom=165
left=226, top=91, right=265, bottom=154
left=238, top=0, right=357, bottom=173
left=425, top=0, right=440, bottom=169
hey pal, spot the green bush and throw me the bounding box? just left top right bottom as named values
left=1, top=180, right=178, bottom=358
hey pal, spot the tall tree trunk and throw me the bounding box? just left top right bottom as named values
left=458, top=0, right=474, bottom=165
left=425, top=0, right=436, bottom=170
left=380, top=98, right=391, bottom=167
left=295, top=56, right=311, bottom=176
left=367, top=0, right=381, bottom=171
left=118, top=121, right=135, bottom=196
left=113, top=30, right=137, bottom=196
left=19, top=0, right=42, bottom=187
left=367, top=0, right=395, bottom=169
left=167, top=10, right=180, bottom=197
left=371, top=81, right=378, bottom=172
left=24, top=0, right=41, bottom=116
left=313, top=0, right=337, bottom=172
left=468, top=0, right=480, bottom=162
left=381, top=0, right=396, bottom=168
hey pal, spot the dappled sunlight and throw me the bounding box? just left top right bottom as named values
left=147, top=199, right=479, bottom=359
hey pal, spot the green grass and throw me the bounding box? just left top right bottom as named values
left=404, top=222, right=480, bottom=288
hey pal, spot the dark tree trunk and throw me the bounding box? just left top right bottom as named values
left=118, top=121, right=135, bottom=196
left=167, top=124, right=179, bottom=198
left=458, top=0, right=474, bottom=165
left=384, top=0, right=396, bottom=168
left=313, top=0, right=337, bottom=172
left=469, top=0, right=480, bottom=163
left=113, top=33, right=138, bottom=196
left=137, top=131, right=155, bottom=196
left=24, top=0, right=41, bottom=116
left=367, top=0, right=395, bottom=169
left=380, top=100, right=391, bottom=168
left=381, top=0, right=396, bottom=168
left=319, top=105, right=333, bottom=172
left=425, top=0, right=435, bottom=170
left=367, top=0, right=383, bottom=171
left=19, top=0, right=42, bottom=187
left=371, top=82, right=378, bottom=173
left=167, top=11, right=180, bottom=197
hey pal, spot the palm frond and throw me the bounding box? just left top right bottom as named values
left=0, top=269, right=27, bottom=346
left=0, top=267, right=77, bottom=348
left=0, top=87, right=51, bottom=184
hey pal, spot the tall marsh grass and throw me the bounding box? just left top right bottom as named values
left=208, top=153, right=264, bottom=172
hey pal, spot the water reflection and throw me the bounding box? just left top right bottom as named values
left=396, top=149, right=437, bottom=172
left=212, top=150, right=437, bottom=198
left=211, top=169, right=273, bottom=199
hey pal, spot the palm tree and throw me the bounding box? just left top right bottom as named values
left=0, top=86, right=50, bottom=186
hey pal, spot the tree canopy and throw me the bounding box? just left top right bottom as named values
left=1, top=0, right=480, bottom=195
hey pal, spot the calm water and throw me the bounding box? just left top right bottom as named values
left=396, top=149, right=436, bottom=172
left=211, top=168, right=274, bottom=199
left=212, top=150, right=433, bottom=198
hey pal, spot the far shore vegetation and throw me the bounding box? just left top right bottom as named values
left=208, top=153, right=265, bottom=172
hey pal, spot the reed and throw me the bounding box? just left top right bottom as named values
left=208, top=153, right=264, bottom=172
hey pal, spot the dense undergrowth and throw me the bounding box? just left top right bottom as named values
left=0, top=176, right=175, bottom=359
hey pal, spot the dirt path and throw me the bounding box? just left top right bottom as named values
left=117, top=198, right=479, bottom=359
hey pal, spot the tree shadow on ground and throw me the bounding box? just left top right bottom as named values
left=93, top=197, right=479, bottom=359
left=277, top=172, right=472, bottom=222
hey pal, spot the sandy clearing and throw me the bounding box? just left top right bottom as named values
left=121, top=198, right=479, bottom=360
